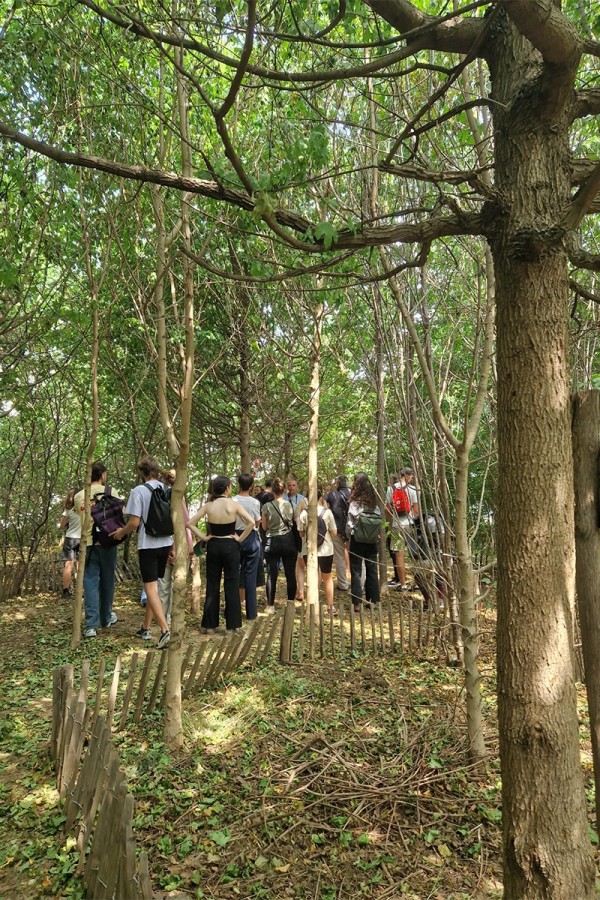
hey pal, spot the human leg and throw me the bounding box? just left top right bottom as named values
left=319, top=555, right=335, bottom=609
left=332, top=534, right=349, bottom=590
left=282, top=547, right=298, bottom=601
left=363, top=545, right=380, bottom=604
left=240, top=533, right=260, bottom=619
left=295, top=553, right=305, bottom=600
left=83, top=546, right=101, bottom=631
left=158, top=563, right=173, bottom=626
left=221, top=540, right=242, bottom=630
left=349, top=539, right=364, bottom=609
left=202, top=541, right=223, bottom=629
left=99, top=545, right=118, bottom=627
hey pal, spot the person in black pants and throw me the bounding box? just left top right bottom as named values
left=345, top=472, right=382, bottom=612
left=188, top=475, right=255, bottom=632
left=261, top=478, right=297, bottom=609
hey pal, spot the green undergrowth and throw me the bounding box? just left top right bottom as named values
left=0, top=585, right=593, bottom=898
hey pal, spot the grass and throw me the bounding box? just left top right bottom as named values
left=0, top=580, right=591, bottom=899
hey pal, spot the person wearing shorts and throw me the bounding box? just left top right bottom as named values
left=112, top=455, right=173, bottom=649
left=298, top=491, right=337, bottom=613
left=60, top=488, right=81, bottom=597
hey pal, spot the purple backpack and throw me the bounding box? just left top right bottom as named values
left=91, top=486, right=127, bottom=547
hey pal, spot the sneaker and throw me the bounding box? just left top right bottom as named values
left=336, top=585, right=349, bottom=592
left=200, top=627, right=216, bottom=635
left=157, top=630, right=170, bottom=650
left=387, top=579, right=400, bottom=587
left=135, top=627, right=152, bottom=641
left=84, top=627, right=97, bottom=638
left=109, top=611, right=118, bottom=625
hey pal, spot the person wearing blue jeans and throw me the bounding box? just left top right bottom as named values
left=74, top=461, right=120, bottom=638
left=234, top=473, right=262, bottom=620
left=83, top=543, right=118, bottom=631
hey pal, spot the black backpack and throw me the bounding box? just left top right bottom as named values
left=143, top=483, right=174, bottom=537
left=317, top=510, right=327, bottom=548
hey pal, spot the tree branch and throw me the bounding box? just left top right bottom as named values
left=564, top=161, right=600, bottom=230
left=0, top=120, right=483, bottom=250
left=499, top=0, right=581, bottom=66
left=569, top=248, right=600, bottom=272
left=569, top=278, right=600, bottom=305
left=364, top=0, right=486, bottom=54
left=571, top=89, right=600, bottom=121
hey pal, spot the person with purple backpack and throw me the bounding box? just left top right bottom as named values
left=74, top=461, right=120, bottom=639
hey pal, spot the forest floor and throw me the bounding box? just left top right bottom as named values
left=0, top=578, right=596, bottom=899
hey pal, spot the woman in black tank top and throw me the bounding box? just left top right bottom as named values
left=189, top=476, right=254, bottom=632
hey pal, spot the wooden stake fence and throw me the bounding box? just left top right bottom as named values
left=50, top=611, right=284, bottom=898
left=278, top=582, right=450, bottom=664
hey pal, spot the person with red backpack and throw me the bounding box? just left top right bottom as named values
left=385, top=467, right=418, bottom=591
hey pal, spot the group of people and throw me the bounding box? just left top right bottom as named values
left=59, top=458, right=445, bottom=646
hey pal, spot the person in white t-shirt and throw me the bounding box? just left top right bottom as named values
left=59, top=488, right=81, bottom=597
left=299, top=491, right=337, bottom=613
left=113, top=456, right=173, bottom=649
left=234, top=472, right=262, bottom=620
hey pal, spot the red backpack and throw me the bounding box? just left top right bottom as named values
left=392, top=484, right=411, bottom=517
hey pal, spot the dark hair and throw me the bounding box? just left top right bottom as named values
left=91, top=461, right=106, bottom=482
left=64, top=488, right=76, bottom=509
left=238, top=472, right=254, bottom=492
left=138, top=455, right=160, bottom=480
left=400, top=467, right=414, bottom=477
left=336, top=475, right=348, bottom=489
left=271, top=478, right=285, bottom=497
left=350, top=472, right=377, bottom=508
left=208, top=475, right=231, bottom=501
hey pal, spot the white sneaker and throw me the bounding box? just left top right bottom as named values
left=84, top=627, right=97, bottom=638
left=157, top=630, right=170, bottom=650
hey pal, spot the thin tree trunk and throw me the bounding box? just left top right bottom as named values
left=572, top=391, right=600, bottom=828
left=305, top=301, right=324, bottom=615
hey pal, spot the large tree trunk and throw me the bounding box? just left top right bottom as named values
left=492, top=15, right=595, bottom=896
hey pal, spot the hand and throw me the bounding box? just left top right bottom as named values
left=112, top=528, right=123, bottom=540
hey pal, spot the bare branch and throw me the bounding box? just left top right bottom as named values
left=364, top=0, right=486, bottom=54
left=569, top=249, right=600, bottom=272
left=571, top=89, right=600, bottom=121
left=0, top=120, right=483, bottom=250
left=569, top=278, right=600, bottom=305
left=380, top=161, right=495, bottom=196
left=564, top=160, right=600, bottom=230
left=499, top=0, right=581, bottom=67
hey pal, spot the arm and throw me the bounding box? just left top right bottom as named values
left=188, top=503, right=211, bottom=541
left=112, top=515, right=140, bottom=541
left=59, top=513, right=68, bottom=530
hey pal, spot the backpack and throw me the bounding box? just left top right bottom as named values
left=143, top=483, right=174, bottom=537
left=352, top=507, right=382, bottom=544
left=91, top=487, right=127, bottom=547
left=392, top=484, right=411, bottom=516
left=317, top=511, right=327, bottom=548
left=329, top=488, right=349, bottom=536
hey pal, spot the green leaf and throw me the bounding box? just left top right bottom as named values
left=314, top=221, right=338, bottom=250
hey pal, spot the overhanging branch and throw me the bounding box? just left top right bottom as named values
left=0, top=120, right=483, bottom=251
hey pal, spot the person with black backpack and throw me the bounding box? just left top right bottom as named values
left=345, top=472, right=383, bottom=612
left=325, top=475, right=350, bottom=591
left=298, top=489, right=337, bottom=613
left=112, top=456, right=173, bottom=649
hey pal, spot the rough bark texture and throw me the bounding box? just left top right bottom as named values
left=572, top=391, right=600, bottom=829
left=491, top=12, right=595, bottom=897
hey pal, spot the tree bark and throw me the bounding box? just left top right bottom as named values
left=572, top=390, right=600, bottom=830
left=492, top=13, right=595, bottom=895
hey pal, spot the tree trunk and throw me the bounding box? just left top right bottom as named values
left=305, top=301, right=324, bottom=615
left=492, top=16, right=595, bottom=894
left=455, top=447, right=485, bottom=760
left=572, top=390, right=600, bottom=829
